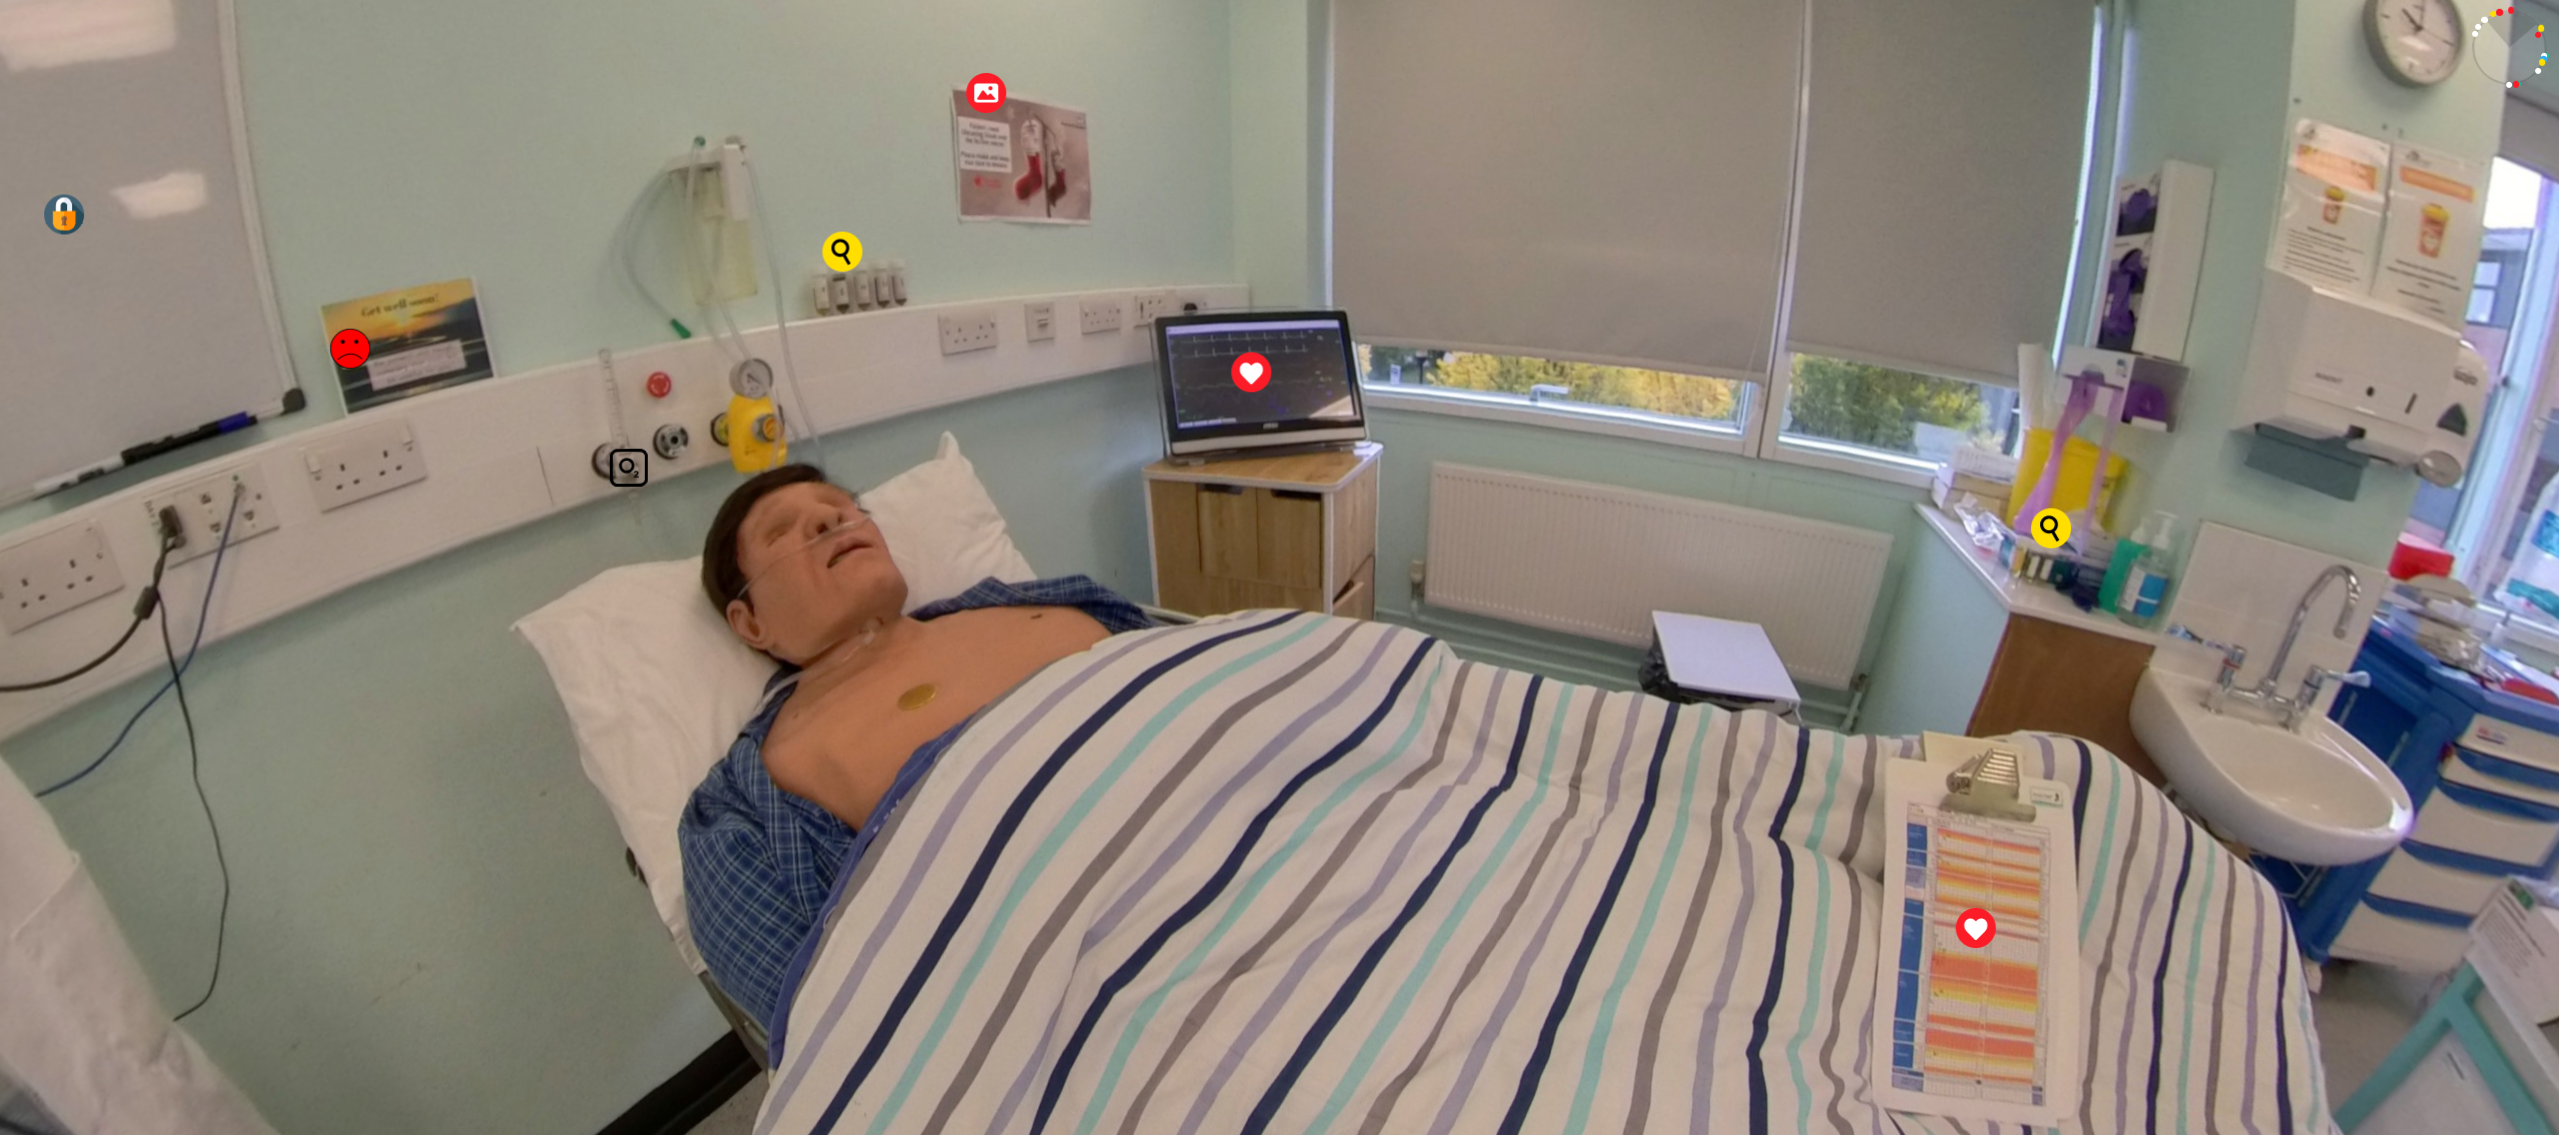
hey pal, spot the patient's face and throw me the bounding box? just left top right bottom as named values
left=724, top=482, right=907, bottom=664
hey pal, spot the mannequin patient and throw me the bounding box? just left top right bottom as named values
left=702, top=465, right=1111, bottom=828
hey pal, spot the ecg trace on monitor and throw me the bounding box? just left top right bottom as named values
left=1163, top=321, right=1358, bottom=429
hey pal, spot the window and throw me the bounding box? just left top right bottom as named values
left=1358, top=346, right=1751, bottom=429
left=1779, top=354, right=2020, bottom=464
left=1336, top=2, right=2096, bottom=482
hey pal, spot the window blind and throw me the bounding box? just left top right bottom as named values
left=1331, top=0, right=1804, bottom=381
left=1785, top=0, right=2097, bottom=388
left=2506, top=94, right=2559, bottom=183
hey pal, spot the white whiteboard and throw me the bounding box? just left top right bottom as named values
left=0, top=0, right=297, bottom=501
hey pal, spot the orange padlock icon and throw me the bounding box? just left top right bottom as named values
left=47, top=195, right=81, bottom=233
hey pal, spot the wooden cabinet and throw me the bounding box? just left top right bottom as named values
left=1866, top=507, right=2166, bottom=786
left=1145, top=443, right=1380, bottom=620
left=1968, top=615, right=2164, bottom=786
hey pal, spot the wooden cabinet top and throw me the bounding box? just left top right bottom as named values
left=1142, top=441, right=1381, bottom=492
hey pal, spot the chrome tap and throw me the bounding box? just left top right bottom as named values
left=2163, top=624, right=2247, bottom=706
left=2216, top=564, right=2367, bottom=728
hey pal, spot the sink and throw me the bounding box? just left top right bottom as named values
left=2129, top=668, right=2413, bottom=865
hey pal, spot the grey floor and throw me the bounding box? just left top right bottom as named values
left=683, top=960, right=2433, bottom=1131
left=690, top=1074, right=764, bottom=1135
left=2312, top=960, right=2438, bottom=1106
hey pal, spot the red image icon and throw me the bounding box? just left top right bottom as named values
left=330, top=328, right=371, bottom=369
left=1231, top=352, right=1271, bottom=392
left=967, top=73, right=1007, bottom=112
left=1954, top=907, right=1996, bottom=949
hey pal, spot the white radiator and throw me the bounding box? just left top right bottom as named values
left=1423, top=463, right=1893, bottom=690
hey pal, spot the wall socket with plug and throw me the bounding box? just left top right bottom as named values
left=1024, top=301, right=1057, bottom=342
left=142, top=466, right=280, bottom=564
left=937, top=311, right=999, bottom=355
left=0, top=521, right=124, bottom=634
left=305, top=418, right=427, bottom=512
left=1079, top=298, right=1124, bottom=335
left=1133, top=291, right=1177, bottom=327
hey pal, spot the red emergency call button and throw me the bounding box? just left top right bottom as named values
left=646, top=371, right=673, bottom=399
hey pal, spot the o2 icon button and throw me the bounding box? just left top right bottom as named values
left=592, top=445, right=649, bottom=487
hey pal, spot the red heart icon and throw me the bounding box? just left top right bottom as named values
left=1231, top=352, right=1270, bottom=392
left=1954, top=907, right=1996, bottom=949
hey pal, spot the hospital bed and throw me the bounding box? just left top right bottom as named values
left=607, top=602, right=1203, bottom=1070
left=516, top=438, right=2333, bottom=1132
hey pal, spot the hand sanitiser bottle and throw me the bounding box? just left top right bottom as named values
left=2098, top=512, right=2159, bottom=614
left=2115, top=513, right=2177, bottom=626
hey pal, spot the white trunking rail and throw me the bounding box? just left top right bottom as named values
left=0, top=283, right=1245, bottom=741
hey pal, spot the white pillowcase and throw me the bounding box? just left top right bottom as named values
left=512, top=431, right=1035, bottom=970
left=867, top=432, right=1037, bottom=611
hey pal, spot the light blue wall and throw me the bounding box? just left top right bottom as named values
left=1229, top=0, right=1322, bottom=306
left=6, top=0, right=1235, bottom=532
left=2106, top=0, right=2508, bottom=566
left=3, top=0, right=1232, bottom=1131
left=1858, top=529, right=2009, bottom=738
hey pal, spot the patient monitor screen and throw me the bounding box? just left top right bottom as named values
left=1161, top=318, right=1361, bottom=430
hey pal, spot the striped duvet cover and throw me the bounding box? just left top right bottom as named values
left=757, top=611, right=2332, bottom=1134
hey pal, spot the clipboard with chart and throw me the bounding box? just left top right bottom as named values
left=1869, top=734, right=2083, bottom=1127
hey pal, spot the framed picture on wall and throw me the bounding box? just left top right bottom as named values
left=320, top=277, right=495, bottom=413
left=951, top=89, right=1092, bottom=224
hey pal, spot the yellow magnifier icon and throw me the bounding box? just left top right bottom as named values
left=2028, top=508, right=2071, bottom=550
left=820, top=231, right=863, bottom=272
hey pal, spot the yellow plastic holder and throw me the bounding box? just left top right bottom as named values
left=2005, top=430, right=2128, bottom=533
left=726, top=393, right=787, bottom=472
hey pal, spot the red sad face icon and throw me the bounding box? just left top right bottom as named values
left=1231, top=352, right=1271, bottom=392
left=1954, top=907, right=1996, bottom=949
left=331, top=329, right=371, bottom=369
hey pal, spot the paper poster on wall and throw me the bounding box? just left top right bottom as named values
left=2373, top=142, right=2486, bottom=332
left=951, top=90, right=1091, bottom=224
left=320, top=278, right=493, bottom=413
left=2270, top=119, right=2389, bottom=291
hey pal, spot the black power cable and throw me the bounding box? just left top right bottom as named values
left=0, top=519, right=179, bottom=693
left=161, top=595, right=227, bottom=1023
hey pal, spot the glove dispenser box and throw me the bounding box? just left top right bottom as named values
left=2240, top=270, right=2463, bottom=468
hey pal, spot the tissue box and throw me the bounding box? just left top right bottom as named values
left=1931, top=466, right=2012, bottom=511
left=2469, top=875, right=2559, bottom=1025
left=1931, top=449, right=2016, bottom=511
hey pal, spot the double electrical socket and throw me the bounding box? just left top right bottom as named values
left=0, top=520, right=123, bottom=634
left=937, top=311, right=999, bottom=355
left=1079, top=298, right=1124, bottom=335
left=305, top=418, right=427, bottom=512
left=1133, top=291, right=1178, bottom=327
left=143, top=466, right=280, bottom=564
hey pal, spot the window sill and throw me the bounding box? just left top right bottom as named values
left=1761, top=435, right=1938, bottom=489
left=1363, top=385, right=1944, bottom=491
left=1360, top=386, right=1750, bottom=455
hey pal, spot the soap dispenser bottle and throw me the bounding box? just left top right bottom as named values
left=2098, top=512, right=2160, bottom=614
left=2115, top=513, right=2178, bottom=626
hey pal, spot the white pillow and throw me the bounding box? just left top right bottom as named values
left=868, top=431, right=1037, bottom=611
left=512, top=431, right=1035, bottom=970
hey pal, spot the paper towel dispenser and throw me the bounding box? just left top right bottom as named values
left=2239, top=269, right=2477, bottom=482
